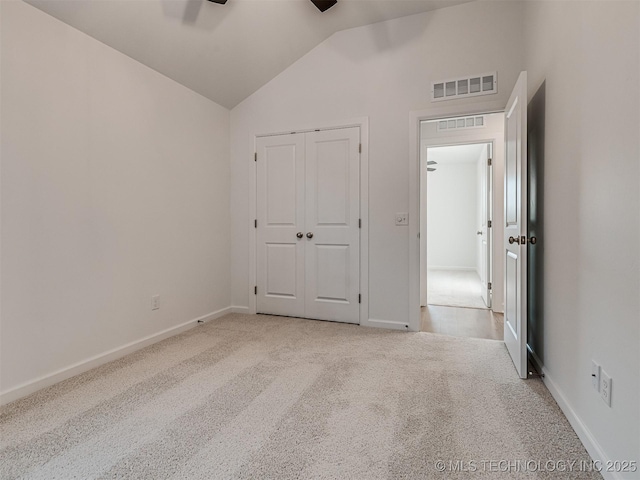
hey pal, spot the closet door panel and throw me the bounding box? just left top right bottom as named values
left=304, top=128, right=360, bottom=324
left=256, top=134, right=305, bottom=317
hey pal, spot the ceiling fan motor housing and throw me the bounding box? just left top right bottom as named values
left=206, top=0, right=337, bottom=12
left=310, top=0, right=338, bottom=12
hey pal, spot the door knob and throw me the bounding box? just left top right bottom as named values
left=306, top=232, right=314, bottom=239
left=509, top=235, right=527, bottom=245
left=296, top=232, right=303, bottom=239
left=477, top=231, right=483, bottom=235
left=529, top=236, right=537, bottom=245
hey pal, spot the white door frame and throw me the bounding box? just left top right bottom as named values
left=248, top=117, right=369, bottom=326
left=420, top=139, right=494, bottom=309
left=409, top=102, right=504, bottom=332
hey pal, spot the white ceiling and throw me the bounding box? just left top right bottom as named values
left=25, top=0, right=474, bottom=109
left=427, top=144, right=486, bottom=164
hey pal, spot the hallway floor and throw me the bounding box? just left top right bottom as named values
left=427, top=268, right=488, bottom=309
left=421, top=305, right=504, bottom=341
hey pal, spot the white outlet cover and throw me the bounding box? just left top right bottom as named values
left=600, top=370, right=612, bottom=407
left=591, top=361, right=600, bottom=391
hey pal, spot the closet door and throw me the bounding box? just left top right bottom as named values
left=256, top=133, right=306, bottom=317
left=304, top=128, right=360, bottom=323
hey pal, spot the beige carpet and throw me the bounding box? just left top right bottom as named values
left=1, top=314, right=599, bottom=479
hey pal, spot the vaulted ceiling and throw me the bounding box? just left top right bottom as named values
left=25, top=0, right=474, bottom=109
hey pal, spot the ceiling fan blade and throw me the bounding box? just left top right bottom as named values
left=310, top=0, right=337, bottom=12
left=205, top=0, right=336, bottom=12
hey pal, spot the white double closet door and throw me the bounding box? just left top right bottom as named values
left=256, top=127, right=360, bottom=324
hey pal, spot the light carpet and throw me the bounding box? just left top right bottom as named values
left=1, top=314, right=599, bottom=479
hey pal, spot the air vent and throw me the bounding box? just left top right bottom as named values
left=436, top=115, right=485, bottom=132
left=431, top=72, right=497, bottom=102
left=433, top=83, right=444, bottom=99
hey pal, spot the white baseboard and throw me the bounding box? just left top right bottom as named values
left=231, top=306, right=250, bottom=314
left=528, top=347, right=621, bottom=480
left=0, top=306, right=233, bottom=407
left=361, top=318, right=410, bottom=331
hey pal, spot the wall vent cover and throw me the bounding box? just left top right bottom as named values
left=436, top=115, right=485, bottom=131
left=431, top=72, right=497, bottom=102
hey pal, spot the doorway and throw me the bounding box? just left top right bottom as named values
left=417, top=113, right=505, bottom=340
left=410, top=74, right=529, bottom=375
left=424, top=142, right=492, bottom=310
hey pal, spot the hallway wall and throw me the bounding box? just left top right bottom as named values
left=426, top=155, right=478, bottom=270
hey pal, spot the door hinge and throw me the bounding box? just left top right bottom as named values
left=358, top=294, right=361, bottom=304
left=359, top=143, right=362, bottom=154
left=359, top=218, right=361, bottom=228
left=488, top=282, right=492, bottom=290
left=254, top=152, right=257, bottom=162
left=488, top=158, right=492, bottom=166
left=488, top=220, right=492, bottom=228
left=254, top=219, right=257, bottom=228
left=254, top=286, right=257, bottom=295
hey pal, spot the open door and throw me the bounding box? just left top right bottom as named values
left=478, top=143, right=492, bottom=308
left=504, top=71, right=528, bottom=378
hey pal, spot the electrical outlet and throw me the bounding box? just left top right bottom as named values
left=600, top=370, right=612, bottom=407
left=395, top=213, right=408, bottom=226
left=591, top=361, right=600, bottom=391
left=151, top=295, right=160, bottom=311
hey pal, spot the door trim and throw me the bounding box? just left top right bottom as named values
left=248, top=117, right=369, bottom=326
left=409, top=101, right=505, bottom=332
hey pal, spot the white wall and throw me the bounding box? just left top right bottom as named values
left=524, top=1, right=639, bottom=476
left=426, top=157, right=477, bottom=270
left=0, top=2, right=231, bottom=400
left=230, top=1, right=524, bottom=324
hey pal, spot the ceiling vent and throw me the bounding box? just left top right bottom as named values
left=437, top=115, right=485, bottom=132
left=431, top=72, right=497, bottom=102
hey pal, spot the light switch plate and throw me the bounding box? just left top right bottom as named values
left=151, top=295, right=160, bottom=311
left=395, top=213, right=408, bottom=226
